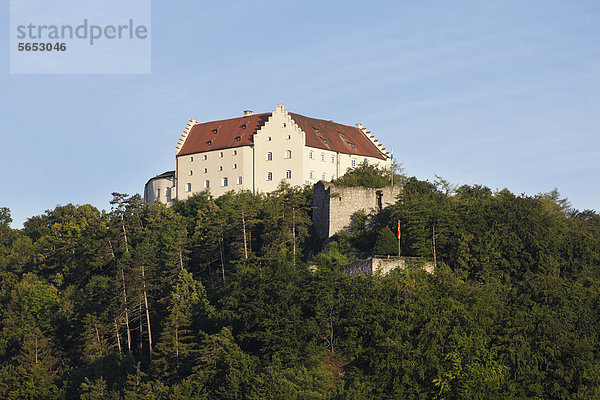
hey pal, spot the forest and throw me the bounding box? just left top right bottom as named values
left=1, top=165, right=600, bottom=399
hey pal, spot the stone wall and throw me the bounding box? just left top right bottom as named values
left=313, top=181, right=402, bottom=239
left=341, top=257, right=434, bottom=276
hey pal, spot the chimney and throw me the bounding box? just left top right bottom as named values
left=244, top=110, right=253, bottom=116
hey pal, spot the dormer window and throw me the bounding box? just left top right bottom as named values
left=212, top=128, right=218, bottom=134
left=235, top=136, right=241, bottom=141
left=207, top=140, right=212, bottom=146
left=241, top=124, right=246, bottom=130
left=313, top=127, right=319, bottom=133
left=339, top=132, right=345, bottom=138
left=321, top=137, right=327, bottom=144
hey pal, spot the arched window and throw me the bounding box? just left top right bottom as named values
left=267, top=152, right=272, bottom=161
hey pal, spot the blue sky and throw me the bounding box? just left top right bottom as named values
left=1, top=0, right=599, bottom=227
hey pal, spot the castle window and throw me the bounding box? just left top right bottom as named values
left=241, top=124, right=246, bottom=129
left=309, top=151, right=313, bottom=159
left=207, top=140, right=212, bottom=146
left=237, top=176, right=243, bottom=185
left=219, top=152, right=223, bottom=158
left=351, top=159, right=356, bottom=167
left=233, top=150, right=237, bottom=155
left=233, top=163, right=237, bottom=169
left=282, top=123, right=286, bottom=128
left=285, top=150, right=292, bottom=159
left=188, top=171, right=193, bottom=176
left=156, top=188, right=160, bottom=198
left=310, top=171, right=314, bottom=179
left=212, top=128, right=218, bottom=134
left=321, top=153, right=325, bottom=162
left=190, top=157, right=194, bottom=162
left=331, top=156, right=335, bottom=163
left=235, top=136, right=241, bottom=141
left=203, top=155, right=207, bottom=160
left=222, top=177, right=228, bottom=187
left=204, top=180, right=210, bottom=188
left=219, top=166, right=223, bottom=171
left=186, top=183, right=191, bottom=192
left=267, top=172, right=273, bottom=181
left=285, top=170, right=292, bottom=179
left=204, top=168, right=207, bottom=173
left=267, top=152, right=272, bottom=161
left=268, top=137, right=272, bottom=141
left=287, top=135, right=291, bottom=140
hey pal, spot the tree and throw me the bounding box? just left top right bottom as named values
left=373, top=227, right=398, bottom=256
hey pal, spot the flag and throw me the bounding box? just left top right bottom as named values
left=397, top=220, right=401, bottom=239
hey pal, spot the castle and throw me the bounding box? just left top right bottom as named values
left=144, top=104, right=392, bottom=204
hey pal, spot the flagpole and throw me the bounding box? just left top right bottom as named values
left=397, top=219, right=401, bottom=257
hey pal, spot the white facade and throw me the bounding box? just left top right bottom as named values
left=148, top=104, right=391, bottom=202
left=144, top=171, right=175, bottom=205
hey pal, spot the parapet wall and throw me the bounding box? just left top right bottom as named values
left=341, top=257, right=434, bottom=276
left=313, top=181, right=402, bottom=239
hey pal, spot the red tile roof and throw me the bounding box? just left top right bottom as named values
left=289, top=113, right=386, bottom=160
left=177, top=113, right=271, bottom=156
left=177, top=111, right=387, bottom=160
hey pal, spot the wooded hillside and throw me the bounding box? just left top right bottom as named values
left=1, top=172, right=599, bottom=399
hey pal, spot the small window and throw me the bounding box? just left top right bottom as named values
left=233, top=150, right=237, bottom=155
left=219, top=166, right=223, bottom=171
left=321, top=153, right=325, bottom=162
left=285, top=170, right=292, bottom=179
left=189, top=170, right=193, bottom=176
left=203, top=155, right=207, bottom=160
left=267, top=172, right=273, bottom=181
left=309, top=171, right=314, bottom=179
left=156, top=188, right=160, bottom=198
left=233, top=163, right=237, bottom=169
left=190, top=156, right=194, bottom=162
left=285, top=150, right=292, bottom=159
left=351, top=159, right=356, bottom=167
left=331, top=156, right=335, bottom=163
left=235, top=136, right=241, bottom=141
left=237, top=176, right=243, bottom=185
left=268, top=137, right=272, bottom=141
left=282, top=123, right=286, bottom=128
left=286, top=135, right=291, bottom=140
left=204, top=180, right=210, bottom=188
left=322, top=173, right=326, bottom=180
left=222, top=177, right=228, bottom=187
left=267, top=152, right=272, bottom=161
left=166, top=187, right=171, bottom=200
left=203, top=168, right=208, bottom=173
left=309, top=151, right=313, bottom=159
left=219, top=152, right=223, bottom=158
left=186, top=183, right=192, bottom=192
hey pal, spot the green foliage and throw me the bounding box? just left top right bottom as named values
left=1, top=180, right=600, bottom=398
left=373, top=227, right=398, bottom=256
left=332, top=162, right=391, bottom=188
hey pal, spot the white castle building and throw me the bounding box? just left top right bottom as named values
left=144, top=104, right=391, bottom=205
